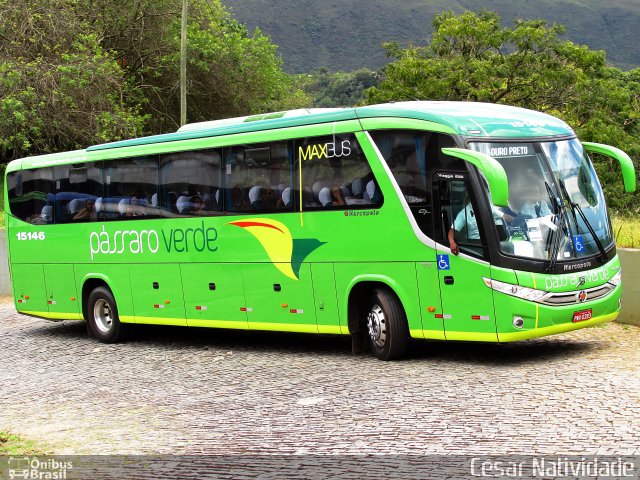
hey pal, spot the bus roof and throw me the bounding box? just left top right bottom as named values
left=91, top=102, right=573, bottom=152
left=8, top=102, right=574, bottom=171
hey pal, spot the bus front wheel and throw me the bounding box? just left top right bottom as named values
left=87, top=286, right=126, bottom=343
left=364, top=288, right=408, bottom=360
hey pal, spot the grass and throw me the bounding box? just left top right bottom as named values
left=612, top=215, right=640, bottom=248
left=0, top=431, right=47, bottom=455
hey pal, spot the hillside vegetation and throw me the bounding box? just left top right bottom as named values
left=364, top=11, right=640, bottom=215
left=225, top=0, right=640, bottom=72
left=0, top=0, right=308, bottom=164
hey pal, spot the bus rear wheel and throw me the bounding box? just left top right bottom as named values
left=364, top=288, right=408, bottom=360
left=87, top=286, right=126, bottom=343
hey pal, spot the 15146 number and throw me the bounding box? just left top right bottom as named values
left=16, top=232, right=46, bottom=240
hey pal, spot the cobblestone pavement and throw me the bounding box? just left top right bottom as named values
left=1, top=302, right=639, bottom=455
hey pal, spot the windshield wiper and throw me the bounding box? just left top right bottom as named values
left=558, top=179, right=608, bottom=263
left=544, top=181, right=564, bottom=272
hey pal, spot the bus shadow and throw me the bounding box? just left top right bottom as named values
left=409, top=337, right=598, bottom=365
left=127, top=323, right=354, bottom=357
left=27, top=320, right=602, bottom=365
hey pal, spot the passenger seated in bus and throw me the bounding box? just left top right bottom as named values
left=68, top=198, right=87, bottom=218
left=26, top=205, right=51, bottom=224
left=249, top=185, right=278, bottom=210
left=318, top=186, right=346, bottom=207
left=123, top=192, right=150, bottom=217
left=168, top=192, right=178, bottom=214
left=202, top=192, right=214, bottom=211
left=262, top=187, right=277, bottom=209
left=190, top=195, right=206, bottom=215
left=73, top=199, right=97, bottom=221
left=230, top=186, right=249, bottom=211
left=332, top=185, right=346, bottom=205
left=518, top=185, right=552, bottom=218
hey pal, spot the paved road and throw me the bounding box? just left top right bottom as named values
left=1, top=302, right=639, bottom=456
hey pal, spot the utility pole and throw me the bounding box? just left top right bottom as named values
left=180, top=0, right=188, bottom=126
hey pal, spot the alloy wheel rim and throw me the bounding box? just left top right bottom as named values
left=93, top=298, right=113, bottom=333
left=367, top=304, right=387, bottom=347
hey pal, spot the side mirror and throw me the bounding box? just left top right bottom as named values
left=441, top=148, right=509, bottom=207
left=582, top=142, right=636, bottom=193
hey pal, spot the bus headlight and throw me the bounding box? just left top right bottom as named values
left=483, top=277, right=547, bottom=302
left=608, top=269, right=622, bottom=287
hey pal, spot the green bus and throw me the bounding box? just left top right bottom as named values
left=4, top=102, right=636, bottom=360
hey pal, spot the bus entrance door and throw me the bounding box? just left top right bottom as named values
left=434, top=251, right=497, bottom=341
left=433, top=173, right=498, bottom=342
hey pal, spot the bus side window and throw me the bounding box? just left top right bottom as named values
left=7, top=167, right=55, bottom=225
left=54, top=162, right=103, bottom=223
left=102, top=156, right=159, bottom=220
left=295, top=133, right=383, bottom=210
left=224, top=141, right=293, bottom=214
left=441, top=178, right=487, bottom=259
left=160, top=149, right=222, bottom=216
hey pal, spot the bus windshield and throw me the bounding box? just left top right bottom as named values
left=469, top=139, right=613, bottom=262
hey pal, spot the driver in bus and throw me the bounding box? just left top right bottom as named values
left=519, top=185, right=552, bottom=218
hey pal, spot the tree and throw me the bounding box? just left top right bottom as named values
left=74, top=0, right=309, bottom=133
left=366, top=10, right=640, bottom=213
left=0, top=0, right=147, bottom=163
left=301, top=68, right=379, bottom=107
left=0, top=0, right=309, bottom=163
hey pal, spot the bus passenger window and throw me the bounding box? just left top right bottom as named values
left=224, top=141, right=293, bottom=214
left=295, top=133, right=382, bottom=210
left=7, top=168, right=56, bottom=224
left=102, top=156, right=159, bottom=220
left=53, top=162, right=103, bottom=223
left=159, top=149, right=222, bottom=216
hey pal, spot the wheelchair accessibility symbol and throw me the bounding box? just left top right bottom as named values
left=437, top=254, right=450, bottom=270
left=573, top=235, right=585, bottom=253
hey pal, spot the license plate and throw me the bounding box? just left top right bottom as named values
left=572, top=309, right=592, bottom=323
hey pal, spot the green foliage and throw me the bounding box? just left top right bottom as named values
left=167, top=2, right=309, bottom=128
left=366, top=11, right=640, bottom=213
left=74, top=0, right=309, bottom=133
left=299, top=68, right=379, bottom=107
left=0, top=0, right=147, bottom=162
left=0, top=0, right=308, bottom=162
left=0, top=431, right=47, bottom=455
left=612, top=215, right=640, bottom=249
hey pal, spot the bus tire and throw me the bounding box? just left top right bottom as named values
left=364, top=288, right=408, bottom=360
left=87, top=286, right=126, bottom=343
